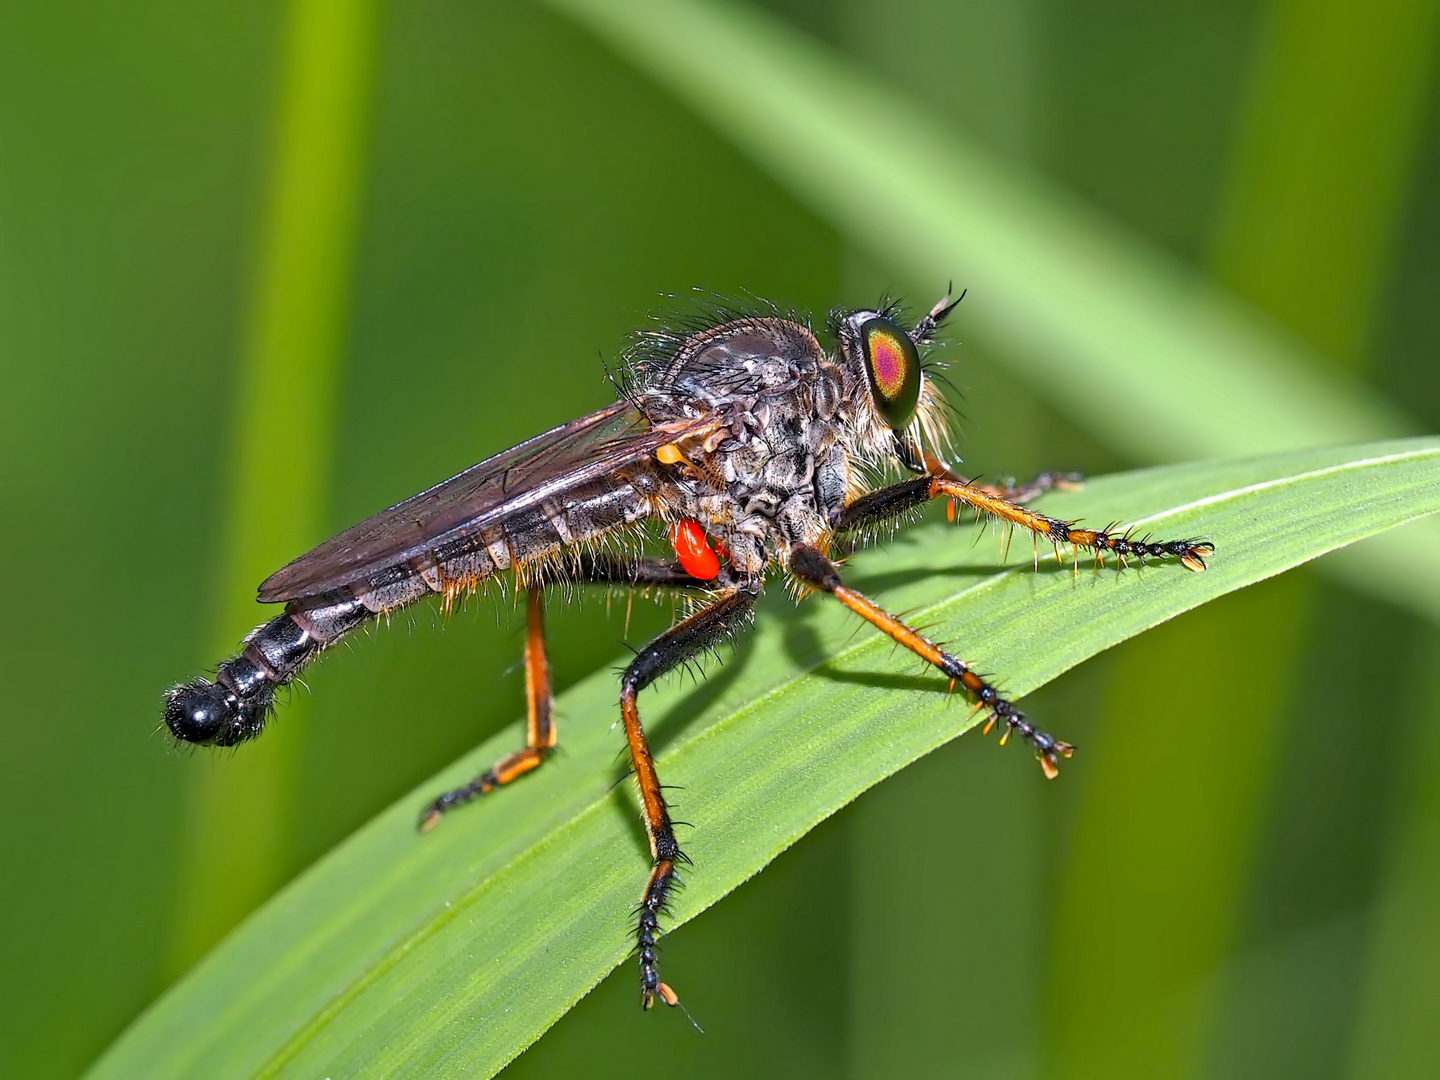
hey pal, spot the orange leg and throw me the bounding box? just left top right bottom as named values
left=789, top=545, right=1074, bottom=778
left=419, top=586, right=555, bottom=830
left=931, top=477, right=1213, bottom=571
left=835, top=463, right=1213, bottom=573
left=619, top=582, right=759, bottom=1009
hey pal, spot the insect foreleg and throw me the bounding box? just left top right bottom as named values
left=788, top=544, right=1074, bottom=778
left=903, top=445, right=1083, bottom=505
left=832, top=475, right=1213, bottom=572
left=419, top=586, right=556, bottom=830
left=930, top=477, right=1214, bottom=570
left=621, top=579, right=760, bottom=1010
left=828, top=477, right=934, bottom=533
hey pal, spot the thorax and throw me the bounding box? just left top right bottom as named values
left=632, top=317, right=857, bottom=575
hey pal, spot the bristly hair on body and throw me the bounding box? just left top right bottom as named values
left=619, top=289, right=960, bottom=496
left=617, top=290, right=805, bottom=394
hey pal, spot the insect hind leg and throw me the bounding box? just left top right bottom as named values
left=419, top=586, right=556, bottom=831
left=416, top=557, right=723, bottom=831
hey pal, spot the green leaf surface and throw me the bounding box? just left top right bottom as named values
left=91, top=439, right=1439, bottom=1079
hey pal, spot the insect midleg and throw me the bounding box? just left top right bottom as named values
left=419, top=587, right=556, bottom=830
left=788, top=544, right=1074, bottom=778
left=620, top=580, right=759, bottom=1010
left=832, top=475, right=1214, bottom=571
left=573, top=554, right=722, bottom=590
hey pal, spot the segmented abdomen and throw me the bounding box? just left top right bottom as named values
left=331, top=471, right=656, bottom=616
left=170, top=472, right=660, bottom=747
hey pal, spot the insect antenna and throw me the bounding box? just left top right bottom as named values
left=909, top=285, right=966, bottom=345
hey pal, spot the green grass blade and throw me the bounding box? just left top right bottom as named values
left=543, top=0, right=1439, bottom=623
left=166, top=0, right=380, bottom=974
left=90, top=438, right=1439, bottom=1079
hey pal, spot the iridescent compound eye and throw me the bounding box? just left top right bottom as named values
left=860, top=317, right=921, bottom=429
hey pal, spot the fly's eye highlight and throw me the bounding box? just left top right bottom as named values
left=860, top=317, right=921, bottom=429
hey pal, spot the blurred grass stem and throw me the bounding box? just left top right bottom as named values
left=1047, top=3, right=1439, bottom=1070
left=165, top=0, right=378, bottom=977
left=1211, top=0, right=1438, bottom=369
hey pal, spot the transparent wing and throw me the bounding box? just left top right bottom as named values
left=258, top=402, right=714, bottom=602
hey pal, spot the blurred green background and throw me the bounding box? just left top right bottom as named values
left=2, top=0, right=1437, bottom=1076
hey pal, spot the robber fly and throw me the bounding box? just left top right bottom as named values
left=164, top=291, right=1212, bottom=1010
